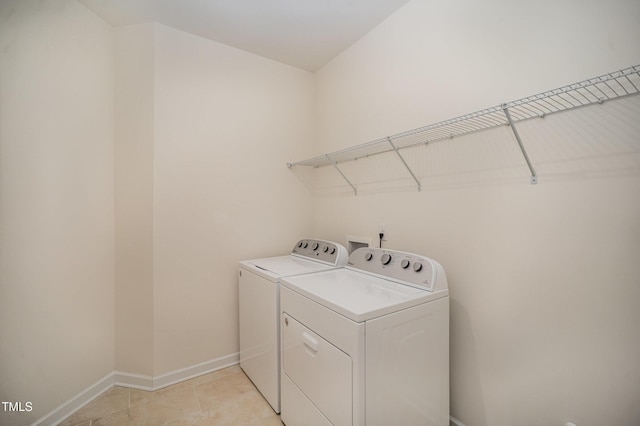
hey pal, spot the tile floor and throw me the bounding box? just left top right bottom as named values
left=59, top=365, right=283, bottom=426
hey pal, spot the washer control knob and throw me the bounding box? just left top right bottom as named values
left=413, top=262, right=423, bottom=272
left=302, top=242, right=308, bottom=248
left=297, top=242, right=304, bottom=248
left=381, top=253, right=392, bottom=265
left=401, top=259, right=411, bottom=269
left=330, top=247, right=336, bottom=254
left=323, top=246, right=329, bottom=253
left=312, top=242, right=319, bottom=251
left=365, top=252, right=373, bottom=261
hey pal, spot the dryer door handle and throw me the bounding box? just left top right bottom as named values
left=303, top=332, right=319, bottom=352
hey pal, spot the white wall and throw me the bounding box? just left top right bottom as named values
left=114, top=23, right=155, bottom=376
left=112, top=23, right=316, bottom=377
left=316, top=0, right=640, bottom=154
left=1, top=5, right=315, bottom=422
left=0, top=1, right=115, bottom=424
left=313, top=0, right=640, bottom=425
left=152, top=24, right=315, bottom=374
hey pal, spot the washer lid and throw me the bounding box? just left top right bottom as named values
left=282, top=268, right=447, bottom=322
left=240, top=255, right=340, bottom=282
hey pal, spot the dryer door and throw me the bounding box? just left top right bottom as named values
left=282, top=313, right=352, bottom=425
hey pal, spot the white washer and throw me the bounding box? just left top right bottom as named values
left=239, top=239, right=348, bottom=413
left=280, top=247, right=449, bottom=426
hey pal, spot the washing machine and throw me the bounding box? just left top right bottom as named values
left=280, top=247, right=449, bottom=426
left=239, top=239, right=348, bottom=413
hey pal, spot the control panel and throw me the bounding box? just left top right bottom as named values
left=347, top=247, right=440, bottom=291
left=291, top=239, right=348, bottom=266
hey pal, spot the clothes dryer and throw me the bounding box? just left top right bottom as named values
left=239, top=239, right=348, bottom=413
left=280, top=247, right=449, bottom=425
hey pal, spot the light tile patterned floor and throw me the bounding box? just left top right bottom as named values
left=59, top=365, right=283, bottom=426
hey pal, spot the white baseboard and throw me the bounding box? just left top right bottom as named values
left=114, top=352, right=240, bottom=391
left=152, top=352, right=239, bottom=390
left=33, top=373, right=114, bottom=426
left=451, top=415, right=467, bottom=426
left=113, top=371, right=154, bottom=390
left=36, top=353, right=240, bottom=426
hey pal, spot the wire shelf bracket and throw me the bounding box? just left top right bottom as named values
left=388, top=137, right=422, bottom=191
left=327, top=154, right=357, bottom=195
left=502, top=105, right=538, bottom=184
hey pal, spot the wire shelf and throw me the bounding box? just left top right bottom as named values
left=288, top=65, right=640, bottom=194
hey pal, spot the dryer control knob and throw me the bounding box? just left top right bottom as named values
left=312, top=242, right=319, bottom=251
left=401, top=259, right=410, bottom=269
left=365, top=252, right=373, bottom=261
left=413, top=262, right=423, bottom=272
left=381, top=253, right=392, bottom=265
left=330, top=248, right=336, bottom=254
left=323, top=246, right=329, bottom=253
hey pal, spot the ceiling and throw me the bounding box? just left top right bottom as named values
left=79, top=0, right=410, bottom=71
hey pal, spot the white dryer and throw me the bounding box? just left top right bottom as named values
left=280, top=247, right=449, bottom=426
left=239, top=239, right=348, bottom=413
